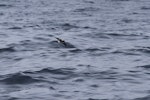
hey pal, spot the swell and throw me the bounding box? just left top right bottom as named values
left=134, top=95, right=150, bottom=100
left=73, top=7, right=100, bottom=12
left=141, top=6, right=150, bottom=10
left=34, top=67, right=76, bottom=75
left=79, top=32, right=144, bottom=40
left=0, top=47, right=15, bottom=53
left=0, top=67, right=77, bottom=85
left=0, top=4, right=13, bottom=8
left=7, top=39, right=76, bottom=52
left=128, top=46, right=150, bottom=54
left=137, top=65, right=150, bottom=69
left=0, top=72, right=41, bottom=84
left=0, top=66, right=143, bottom=85
left=34, top=67, right=119, bottom=80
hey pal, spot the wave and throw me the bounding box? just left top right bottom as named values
left=74, top=7, right=100, bottom=12
left=0, top=47, right=15, bottom=53
left=8, top=26, right=22, bottom=30
left=111, top=0, right=130, bottom=1
left=60, top=23, right=79, bottom=31
left=6, top=39, right=76, bottom=52
left=35, top=68, right=76, bottom=75
left=134, top=95, right=150, bottom=100
left=0, top=4, right=13, bottom=8
left=50, top=41, right=76, bottom=48
left=137, top=65, right=150, bottom=69
left=141, top=6, right=150, bottom=10
left=0, top=72, right=40, bottom=84
left=128, top=47, right=150, bottom=54
left=83, top=1, right=95, bottom=4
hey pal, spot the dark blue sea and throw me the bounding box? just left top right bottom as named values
left=0, top=0, right=150, bottom=100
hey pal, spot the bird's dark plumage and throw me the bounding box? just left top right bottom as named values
left=55, top=37, right=67, bottom=47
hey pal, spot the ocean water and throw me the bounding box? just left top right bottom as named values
left=0, top=0, right=150, bottom=100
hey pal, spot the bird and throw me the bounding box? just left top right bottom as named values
left=55, top=37, right=67, bottom=47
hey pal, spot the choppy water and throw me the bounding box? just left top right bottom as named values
left=0, top=0, right=150, bottom=100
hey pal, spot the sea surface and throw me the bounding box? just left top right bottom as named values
left=0, top=0, right=150, bottom=100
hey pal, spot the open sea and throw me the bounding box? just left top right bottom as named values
left=0, top=0, right=150, bottom=100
